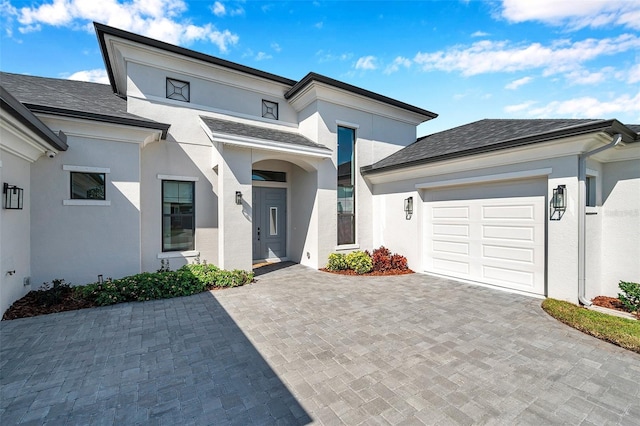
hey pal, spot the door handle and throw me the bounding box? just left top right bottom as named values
left=257, top=227, right=260, bottom=241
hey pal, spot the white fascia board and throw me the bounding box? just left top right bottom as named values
left=366, top=133, right=608, bottom=185
left=199, top=119, right=331, bottom=158
left=0, top=114, right=60, bottom=162
left=416, top=168, right=553, bottom=189
left=287, top=81, right=430, bottom=125
left=37, top=115, right=163, bottom=145
left=157, top=174, right=199, bottom=181
left=63, top=165, right=111, bottom=173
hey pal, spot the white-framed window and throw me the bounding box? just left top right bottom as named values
left=337, top=126, right=356, bottom=245
left=63, top=165, right=110, bottom=206
left=162, top=179, right=195, bottom=252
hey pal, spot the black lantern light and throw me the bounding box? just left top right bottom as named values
left=3, top=183, right=24, bottom=210
left=404, top=196, right=413, bottom=220
left=552, top=185, right=567, bottom=211
left=235, top=191, right=243, bottom=205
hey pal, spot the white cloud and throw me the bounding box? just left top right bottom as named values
left=355, top=55, right=377, bottom=71
left=508, top=92, right=640, bottom=119
left=211, top=1, right=225, bottom=17
left=67, top=69, right=109, bottom=84
left=314, top=21, right=323, bottom=29
left=564, top=67, right=616, bottom=85
left=628, top=64, right=640, bottom=84
left=316, top=50, right=352, bottom=63
left=500, top=0, right=640, bottom=30
left=255, top=51, right=272, bottom=61
left=271, top=42, right=281, bottom=52
left=413, top=34, right=640, bottom=77
left=384, top=56, right=412, bottom=74
left=471, top=30, right=489, bottom=37
left=13, top=0, right=239, bottom=52
left=505, top=76, right=532, bottom=90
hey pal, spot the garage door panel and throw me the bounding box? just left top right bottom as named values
left=424, top=193, right=545, bottom=296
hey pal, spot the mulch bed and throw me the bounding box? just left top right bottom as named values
left=591, top=296, right=632, bottom=314
left=2, top=290, right=96, bottom=321
left=320, top=268, right=414, bottom=276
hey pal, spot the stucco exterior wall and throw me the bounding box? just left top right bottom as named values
left=600, top=159, right=640, bottom=296
left=30, top=134, right=142, bottom=287
left=0, top=150, right=31, bottom=315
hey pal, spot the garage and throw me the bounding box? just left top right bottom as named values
left=422, top=179, right=546, bottom=296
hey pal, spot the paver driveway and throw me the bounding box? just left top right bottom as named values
left=1, top=264, right=639, bottom=425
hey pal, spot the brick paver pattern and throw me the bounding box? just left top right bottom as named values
left=1, top=263, right=639, bottom=425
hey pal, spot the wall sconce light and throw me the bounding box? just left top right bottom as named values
left=404, top=196, right=413, bottom=220
left=235, top=191, right=243, bottom=205
left=550, top=184, right=566, bottom=221
left=3, top=183, right=24, bottom=210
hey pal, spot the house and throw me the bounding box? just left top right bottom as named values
left=1, top=23, right=638, bottom=315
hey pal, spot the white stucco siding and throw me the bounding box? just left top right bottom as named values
left=600, top=159, right=640, bottom=296
left=0, top=151, right=31, bottom=315
left=30, top=135, right=142, bottom=288
left=126, top=62, right=298, bottom=125
left=140, top=139, right=218, bottom=271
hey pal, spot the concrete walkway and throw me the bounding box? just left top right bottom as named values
left=1, top=264, right=639, bottom=425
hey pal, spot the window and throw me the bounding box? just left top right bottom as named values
left=71, top=172, right=105, bottom=200
left=166, top=77, right=190, bottom=102
left=337, top=126, right=355, bottom=245
left=252, top=170, right=286, bottom=182
left=162, top=180, right=195, bottom=252
left=262, top=100, right=278, bottom=120
left=586, top=176, right=596, bottom=207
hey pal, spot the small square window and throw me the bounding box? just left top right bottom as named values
left=586, top=176, right=596, bottom=207
left=71, top=172, right=106, bottom=200
left=262, top=100, right=278, bottom=120
left=166, top=78, right=190, bottom=102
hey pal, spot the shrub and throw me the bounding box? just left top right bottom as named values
left=34, top=279, right=72, bottom=307
left=371, top=246, right=392, bottom=272
left=345, top=251, right=373, bottom=275
left=390, top=253, right=408, bottom=271
left=79, top=264, right=254, bottom=306
left=326, top=253, right=348, bottom=271
left=618, top=281, right=640, bottom=318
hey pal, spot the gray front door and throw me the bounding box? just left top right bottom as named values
left=252, top=187, right=287, bottom=260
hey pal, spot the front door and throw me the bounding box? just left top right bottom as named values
left=252, top=187, right=287, bottom=260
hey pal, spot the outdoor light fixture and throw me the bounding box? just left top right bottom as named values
left=235, top=191, right=242, bottom=205
left=3, top=183, right=24, bottom=210
left=552, top=185, right=567, bottom=211
left=550, top=184, right=567, bottom=221
left=404, top=196, right=413, bottom=220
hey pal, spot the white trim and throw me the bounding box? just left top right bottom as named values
left=209, top=132, right=332, bottom=158
left=156, top=174, right=199, bottom=181
left=157, top=250, right=200, bottom=259
left=63, top=165, right=111, bottom=173
left=415, top=168, right=553, bottom=189
left=336, top=120, right=360, bottom=129
left=335, top=244, right=360, bottom=251
left=63, top=200, right=111, bottom=206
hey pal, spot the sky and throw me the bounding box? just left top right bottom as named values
left=1, top=0, right=639, bottom=136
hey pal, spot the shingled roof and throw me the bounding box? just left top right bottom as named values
left=362, top=118, right=640, bottom=175
left=0, top=72, right=170, bottom=138
left=200, top=116, right=331, bottom=153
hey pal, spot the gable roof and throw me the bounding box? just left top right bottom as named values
left=0, top=72, right=170, bottom=138
left=1, top=84, right=68, bottom=151
left=200, top=116, right=331, bottom=156
left=94, top=23, right=436, bottom=121
left=362, top=118, right=640, bottom=175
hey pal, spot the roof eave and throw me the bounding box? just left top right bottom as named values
left=362, top=119, right=638, bottom=175
left=27, top=104, right=171, bottom=139
left=1, top=85, right=68, bottom=151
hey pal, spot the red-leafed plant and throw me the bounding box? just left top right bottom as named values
left=371, top=246, right=392, bottom=272
left=390, top=254, right=408, bottom=271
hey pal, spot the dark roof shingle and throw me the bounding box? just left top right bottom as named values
left=362, top=118, right=635, bottom=174
left=200, top=116, right=331, bottom=152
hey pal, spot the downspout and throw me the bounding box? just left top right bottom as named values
left=577, top=133, right=623, bottom=306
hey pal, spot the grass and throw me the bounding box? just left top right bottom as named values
left=542, top=298, right=640, bottom=354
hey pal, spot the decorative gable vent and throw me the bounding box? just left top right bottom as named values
left=166, top=77, right=190, bottom=102
left=262, top=100, right=278, bottom=120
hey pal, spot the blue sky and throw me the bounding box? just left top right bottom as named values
left=1, top=0, right=639, bottom=135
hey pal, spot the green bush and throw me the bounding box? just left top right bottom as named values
left=78, top=264, right=254, bottom=307
left=326, top=253, right=348, bottom=271
left=34, top=279, right=72, bottom=307
left=618, top=281, right=640, bottom=318
left=345, top=251, right=373, bottom=275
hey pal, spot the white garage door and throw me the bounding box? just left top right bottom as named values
left=424, top=195, right=545, bottom=296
